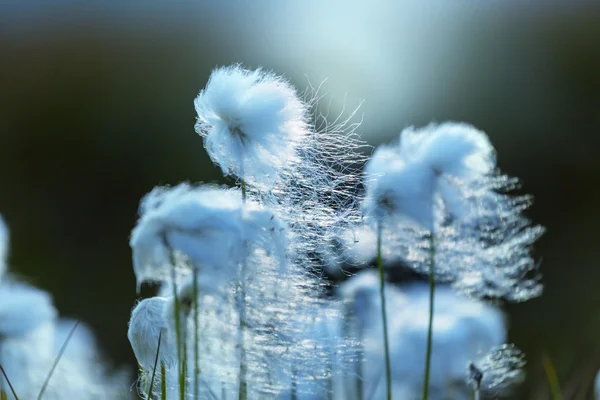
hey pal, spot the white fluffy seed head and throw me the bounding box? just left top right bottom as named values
left=339, top=272, right=507, bottom=397
left=0, top=277, right=57, bottom=336
left=194, top=65, right=310, bottom=188
left=363, top=122, right=496, bottom=230
left=127, top=297, right=177, bottom=372
left=130, top=183, right=287, bottom=292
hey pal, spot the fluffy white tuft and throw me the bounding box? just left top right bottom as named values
left=0, top=277, right=57, bottom=336
left=128, top=297, right=178, bottom=373
left=339, top=270, right=507, bottom=399
left=0, top=277, right=130, bottom=399
left=194, top=65, right=309, bottom=188
left=363, top=122, right=495, bottom=230
left=130, top=183, right=287, bottom=291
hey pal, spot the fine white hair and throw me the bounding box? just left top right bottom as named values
left=194, top=64, right=309, bottom=189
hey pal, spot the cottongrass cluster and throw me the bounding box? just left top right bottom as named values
left=0, top=216, right=130, bottom=399
left=124, top=63, right=547, bottom=400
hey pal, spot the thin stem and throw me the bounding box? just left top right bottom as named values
left=356, top=327, right=364, bottom=400
left=542, top=353, right=563, bottom=400
left=473, top=388, right=480, bottom=400
left=290, top=364, right=297, bottom=400
left=37, top=321, right=80, bottom=400
left=167, top=249, right=185, bottom=400
left=147, top=330, right=163, bottom=399
left=161, top=362, right=167, bottom=400
left=0, top=365, right=19, bottom=400
left=237, top=277, right=248, bottom=400
left=193, top=268, right=200, bottom=400
left=238, top=178, right=248, bottom=400
left=422, top=234, right=436, bottom=400
left=376, top=221, right=392, bottom=400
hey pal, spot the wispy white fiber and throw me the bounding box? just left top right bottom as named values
left=363, top=122, right=495, bottom=230
left=0, top=276, right=130, bottom=400
left=194, top=65, right=310, bottom=188
left=130, top=183, right=287, bottom=291
left=469, top=344, right=526, bottom=397
left=339, top=270, right=506, bottom=399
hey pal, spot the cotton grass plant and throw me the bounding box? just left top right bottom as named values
left=0, top=216, right=130, bottom=400
left=122, top=64, right=546, bottom=400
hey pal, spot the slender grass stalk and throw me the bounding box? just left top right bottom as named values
left=290, top=364, right=297, bottom=400
left=356, top=326, right=364, bottom=400
left=164, top=239, right=186, bottom=400
left=146, top=330, right=163, bottom=399
left=237, top=272, right=248, bottom=400
left=161, top=362, right=167, bottom=400
left=542, top=353, right=563, bottom=400
left=0, top=364, right=18, bottom=400
left=342, top=310, right=363, bottom=400
left=473, top=388, right=480, bottom=400
left=37, top=320, right=80, bottom=400
left=376, top=221, right=392, bottom=400
left=193, top=267, right=200, bottom=400
left=422, top=234, right=436, bottom=400
left=1, top=389, right=7, bottom=400
left=238, top=178, right=248, bottom=400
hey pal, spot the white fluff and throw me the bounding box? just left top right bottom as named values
left=363, top=122, right=495, bottom=230
left=130, top=184, right=287, bottom=291
left=194, top=65, right=309, bottom=188
left=339, top=270, right=506, bottom=399
left=0, top=277, right=130, bottom=400
left=128, top=297, right=178, bottom=373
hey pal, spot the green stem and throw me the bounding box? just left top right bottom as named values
left=37, top=321, right=80, bottom=400
left=237, top=278, right=247, bottom=400
left=290, top=364, right=297, bottom=400
left=161, top=362, right=167, bottom=400
left=168, top=256, right=185, bottom=400
left=376, top=221, right=392, bottom=400
left=147, top=331, right=163, bottom=399
left=193, top=268, right=200, bottom=400
left=238, top=178, right=248, bottom=400
left=0, top=365, right=19, bottom=400
left=422, top=234, right=436, bottom=400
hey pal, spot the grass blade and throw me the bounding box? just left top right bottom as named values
left=0, top=364, right=19, bottom=400
left=542, top=353, right=563, bottom=400
left=146, top=330, right=163, bottom=399
left=37, top=320, right=80, bottom=400
left=376, top=221, right=392, bottom=400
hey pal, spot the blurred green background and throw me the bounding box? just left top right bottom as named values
left=1, top=1, right=599, bottom=398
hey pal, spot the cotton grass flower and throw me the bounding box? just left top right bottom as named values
left=339, top=270, right=507, bottom=399
left=194, top=65, right=310, bottom=188
left=130, top=183, right=287, bottom=291
left=362, top=122, right=495, bottom=230
left=0, top=277, right=129, bottom=400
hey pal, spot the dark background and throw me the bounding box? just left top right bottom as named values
left=1, top=1, right=599, bottom=398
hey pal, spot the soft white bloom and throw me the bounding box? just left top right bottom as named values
left=130, top=183, right=286, bottom=291
left=194, top=65, right=309, bottom=188
left=0, top=277, right=129, bottom=400
left=363, top=122, right=495, bottom=230
left=128, top=297, right=178, bottom=373
left=0, top=215, right=8, bottom=282
left=339, top=270, right=506, bottom=399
